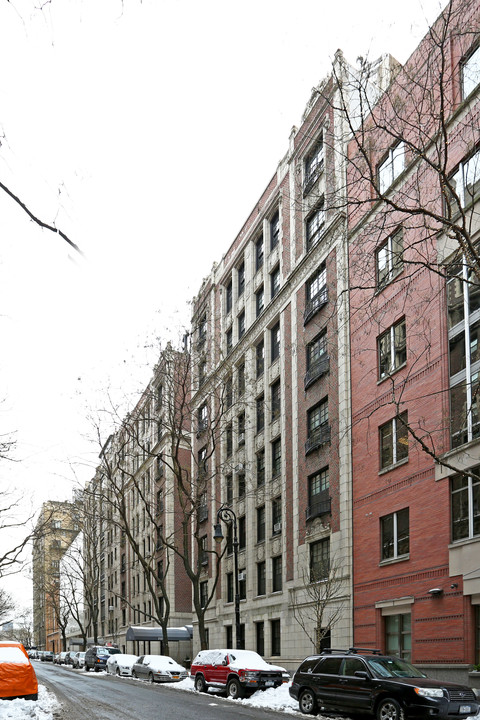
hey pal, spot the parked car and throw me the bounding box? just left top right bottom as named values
left=0, top=642, right=38, bottom=701
left=67, top=652, right=78, bottom=666
left=289, top=648, right=480, bottom=719
left=73, top=652, right=86, bottom=669
left=191, top=649, right=288, bottom=698
left=54, top=651, right=68, bottom=665
left=84, top=646, right=121, bottom=672
left=131, top=655, right=187, bottom=683
left=107, top=653, right=139, bottom=677
left=41, top=651, right=54, bottom=662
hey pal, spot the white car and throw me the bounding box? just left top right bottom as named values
left=131, top=655, right=188, bottom=683
left=106, top=653, right=139, bottom=677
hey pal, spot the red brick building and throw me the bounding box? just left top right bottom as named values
left=347, top=0, right=480, bottom=681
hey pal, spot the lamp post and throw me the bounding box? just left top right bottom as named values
left=213, top=503, right=241, bottom=649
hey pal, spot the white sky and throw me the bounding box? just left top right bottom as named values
left=0, top=0, right=444, bottom=607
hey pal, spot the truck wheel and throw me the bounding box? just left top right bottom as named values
left=299, top=688, right=317, bottom=715
left=195, top=674, right=207, bottom=692
left=377, top=698, right=404, bottom=720
left=227, top=677, right=244, bottom=699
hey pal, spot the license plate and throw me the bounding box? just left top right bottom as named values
left=460, top=707, right=471, bottom=714
left=265, top=681, right=274, bottom=687
left=171, top=675, right=179, bottom=679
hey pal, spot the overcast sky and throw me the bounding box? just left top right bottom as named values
left=0, top=0, right=444, bottom=607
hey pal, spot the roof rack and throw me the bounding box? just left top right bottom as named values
left=320, top=648, right=350, bottom=655
left=347, top=647, right=382, bottom=655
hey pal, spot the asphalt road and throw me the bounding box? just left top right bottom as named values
left=34, top=661, right=297, bottom=720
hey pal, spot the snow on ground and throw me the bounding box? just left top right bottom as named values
left=0, top=686, right=60, bottom=720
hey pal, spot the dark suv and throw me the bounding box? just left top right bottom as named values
left=84, top=646, right=121, bottom=672
left=289, top=648, right=479, bottom=719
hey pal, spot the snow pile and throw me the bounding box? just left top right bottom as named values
left=0, top=685, right=60, bottom=720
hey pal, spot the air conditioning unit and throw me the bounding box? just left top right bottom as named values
left=238, top=571, right=246, bottom=581
left=238, top=431, right=245, bottom=445
left=273, top=522, right=282, bottom=533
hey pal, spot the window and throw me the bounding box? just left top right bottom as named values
left=257, top=505, right=266, bottom=542
left=305, top=264, right=327, bottom=323
left=256, top=448, right=265, bottom=486
left=238, top=515, right=246, bottom=550
left=256, top=621, right=265, bottom=656
left=237, top=471, right=245, bottom=499
left=462, top=45, right=480, bottom=98
left=200, top=535, right=208, bottom=565
left=306, top=399, right=330, bottom=454
left=197, top=404, right=208, bottom=434
left=237, top=361, right=245, bottom=396
left=255, top=234, right=264, bottom=271
left=227, top=572, right=234, bottom=603
left=447, top=260, right=480, bottom=448
left=237, top=413, right=245, bottom=446
left=226, top=326, right=233, bottom=354
left=272, top=497, right=282, bottom=535
left=239, top=568, right=246, bottom=600
left=226, top=474, right=233, bottom=505
left=256, top=286, right=265, bottom=317
left=381, top=508, right=409, bottom=560
left=225, top=376, right=233, bottom=408
left=271, top=380, right=281, bottom=421
left=256, top=394, right=265, bottom=433
left=304, top=136, right=324, bottom=193
left=225, top=279, right=233, bottom=314
left=307, top=467, right=330, bottom=520
left=270, top=211, right=279, bottom=250
left=226, top=625, right=233, bottom=648
left=376, top=229, right=404, bottom=289
left=226, top=424, right=233, bottom=457
left=200, top=580, right=208, bottom=608
left=256, top=339, right=264, bottom=377
left=237, top=623, right=245, bottom=649
left=306, top=201, right=325, bottom=250
left=271, top=619, right=281, bottom=655
left=310, top=538, right=330, bottom=582
left=378, top=142, right=405, bottom=193
left=272, top=556, right=282, bottom=592
left=451, top=471, right=480, bottom=541
left=385, top=613, right=411, bottom=661
left=380, top=412, right=408, bottom=469
left=271, top=437, right=282, bottom=477
left=238, top=311, right=245, bottom=340
left=198, top=446, right=207, bottom=479
left=271, top=322, right=280, bottom=362
left=449, top=148, right=480, bottom=211
left=305, top=330, right=328, bottom=388
left=198, top=313, right=207, bottom=348
left=270, top=266, right=280, bottom=299
left=378, top=318, right=406, bottom=378
left=257, top=561, right=266, bottom=596
left=238, top=261, right=245, bottom=297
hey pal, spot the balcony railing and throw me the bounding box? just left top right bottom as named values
left=305, top=423, right=331, bottom=455
left=306, top=495, right=331, bottom=520
left=304, top=355, right=330, bottom=389
left=304, top=288, right=328, bottom=325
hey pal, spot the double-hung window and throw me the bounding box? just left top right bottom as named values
left=305, top=330, right=328, bottom=388
left=380, top=508, right=409, bottom=560
left=270, top=211, right=280, bottom=250
left=451, top=471, right=480, bottom=541
left=271, top=322, right=280, bottom=362
left=238, top=311, right=245, bottom=340
left=306, top=201, right=325, bottom=250
left=462, top=45, right=480, bottom=99
left=271, top=380, right=281, bottom=421
left=272, top=556, right=282, bottom=592
left=307, top=467, right=330, bottom=519
left=305, top=264, right=327, bottom=323
left=256, top=448, right=265, bottom=486
left=378, top=318, right=406, bottom=378
left=255, top=234, right=264, bottom=270
left=376, top=229, right=403, bottom=289
left=256, top=286, right=264, bottom=317
left=256, top=394, right=265, bottom=433
left=310, top=538, right=330, bottom=582
left=237, top=261, right=245, bottom=297
left=271, top=437, right=282, bottom=477
left=379, top=412, right=408, bottom=469
left=271, top=266, right=280, bottom=299
left=256, top=339, right=265, bottom=377
left=304, top=136, right=324, bottom=193
left=378, top=142, right=405, bottom=193
left=448, top=149, right=480, bottom=211
left=306, top=399, right=330, bottom=453
left=225, top=279, right=233, bottom=314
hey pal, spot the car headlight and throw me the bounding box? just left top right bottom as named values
left=244, top=671, right=259, bottom=680
left=414, top=688, right=445, bottom=698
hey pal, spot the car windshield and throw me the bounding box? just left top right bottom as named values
left=366, top=657, right=426, bottom=678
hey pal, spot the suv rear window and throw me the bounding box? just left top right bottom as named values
left=298, top=657, right=320, bottom=673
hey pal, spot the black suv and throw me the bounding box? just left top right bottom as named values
left=84, top=646, right=121, bottom=672
left=289, top=648, right=479, bottom=719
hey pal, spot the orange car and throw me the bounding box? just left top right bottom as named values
left=0, top=642, right=38, bottom=701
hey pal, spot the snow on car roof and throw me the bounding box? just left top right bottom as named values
left=192, top=649, right=286, bottom=672
left=107, top=654, right=138, bottom=663
left=143, top=655, right=185, bottom=670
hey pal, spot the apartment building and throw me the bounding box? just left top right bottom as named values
left=32, top=500, right=81, bottom=652
left=84, top=349, right=193, bottom=661
left=347, top=0, right=480, bottom=681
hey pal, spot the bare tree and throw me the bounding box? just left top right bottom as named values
left=0, top=588, right=15, bottom=625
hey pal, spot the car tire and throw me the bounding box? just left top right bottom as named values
left=132, top=670, right=138, bottom=679
left=299, top=688, right=317, bottom=715
left=194, top=674, right=207, bottom=693
left=227, top=677, right=244, bottom=699
left=148, top=672, right=155, bottom=684
left=377, top=698, right=404, bottom=720
left=84, top=664, right=89, bottom=672
left=116, top=668, right=121, bottom=676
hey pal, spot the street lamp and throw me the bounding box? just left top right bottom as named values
left=213, top=503, right=241, bottom=649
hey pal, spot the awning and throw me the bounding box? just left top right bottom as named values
left=126, top=625, right=193, bottom=642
